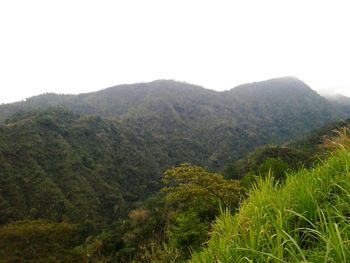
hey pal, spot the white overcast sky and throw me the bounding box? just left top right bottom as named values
left=1, top=0, right=350, bottom=104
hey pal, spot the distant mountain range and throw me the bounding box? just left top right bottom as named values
left=1, top=76, right=350, bottom=225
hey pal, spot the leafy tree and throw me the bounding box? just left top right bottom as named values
left=258, top=157, right=290, bottom=181
left=161, top=164, right=245, bottom=259
left=162, top=163, right=244, bottom=209
left=167, top=209, right=208, bottom=252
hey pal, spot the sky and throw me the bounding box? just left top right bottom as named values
left=1, top=0, right=350, bottom=104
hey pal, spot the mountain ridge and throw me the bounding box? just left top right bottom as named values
left=1, top=78, right=349, bottom=163
left=0, top=77, right=344, bottom=122
left=0, top=77, right=349, bottom=174
left=0, top=77, right=328, bottom=104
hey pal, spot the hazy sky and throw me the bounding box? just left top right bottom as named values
left=1, top=0, right=350, bottom=104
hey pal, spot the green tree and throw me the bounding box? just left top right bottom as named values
left=161, top=164, right=246, bottom=259
left=162, top=163, right=244, bottom=209
left=167, top=209, right=208, bottom=252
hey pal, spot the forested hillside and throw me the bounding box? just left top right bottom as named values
left=0, top=77, right=349, bottom=168
left=0, top=109, right=156, bottom=226
left=1, top=77, right=350, bottom=262
left=1, top=77, right=350, bottom=226
left=225, top=119, right=350, bottom=181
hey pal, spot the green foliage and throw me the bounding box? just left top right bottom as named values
left=1, top=78, right=349, bottom=170
left=161, top=164, right=245, bottom=260
left=292, top=118, right=350, bottom=156
left=226, top=145, right=310, bottom=179
left=162, top=164, right=244, bottom=209
left=240, top=171, right=257, bottom=189
left=191, top=130, right=350, bottom=262
left=167, top=209, right=208, bottom=253
left=229, top=120, right=350, bottom=188
left=0, top=79, right=350, bottom=262
left=0, top=220, right=86, bottom=263
left=0, top=108, right=164, bottom=225
left=88, top=193, right=168, bottom=262
left=258, top=157, right=290, bottom=181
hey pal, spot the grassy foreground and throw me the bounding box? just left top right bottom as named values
left=191, top=131, right=350, bottom=262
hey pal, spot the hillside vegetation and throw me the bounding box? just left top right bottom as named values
left=0, top=109, right=162, bottom=225
left=1, top=78, right=350, bottom=262
left=225, top=119, right=350, bottom=181
left=1, top=77, right=349, bottom=169
left=192, top=130, right=350, bottom=262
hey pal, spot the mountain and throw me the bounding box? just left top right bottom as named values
left=0, top=77, right=350, bottom=225
left=1, top=77, right=350, bottom=262
left=0, top=77, right=349, bottom=169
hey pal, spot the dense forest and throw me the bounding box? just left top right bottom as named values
left=1, top=77, right=349, bottom=168
left=1, top=77, right=350, bottom=262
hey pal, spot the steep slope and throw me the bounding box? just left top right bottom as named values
left=226, top=77, right=342, bottom=141
left=192, top=132, right=350, bottom=262
left=0, top=109, right=164, bottom=225
left=225, top=118, right=350, bottom=181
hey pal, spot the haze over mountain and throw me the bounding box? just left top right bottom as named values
left=1, top=1, right=350, bottom=105
left=323, top=93, right=350, bottom=106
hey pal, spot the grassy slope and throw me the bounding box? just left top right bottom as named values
left=192, top=131, right=350, bottom=262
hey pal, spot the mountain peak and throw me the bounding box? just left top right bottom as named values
left=230, top=76, right=314, bottom=97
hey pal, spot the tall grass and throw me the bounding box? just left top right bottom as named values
left=191, top=130, right=350, bottom=262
